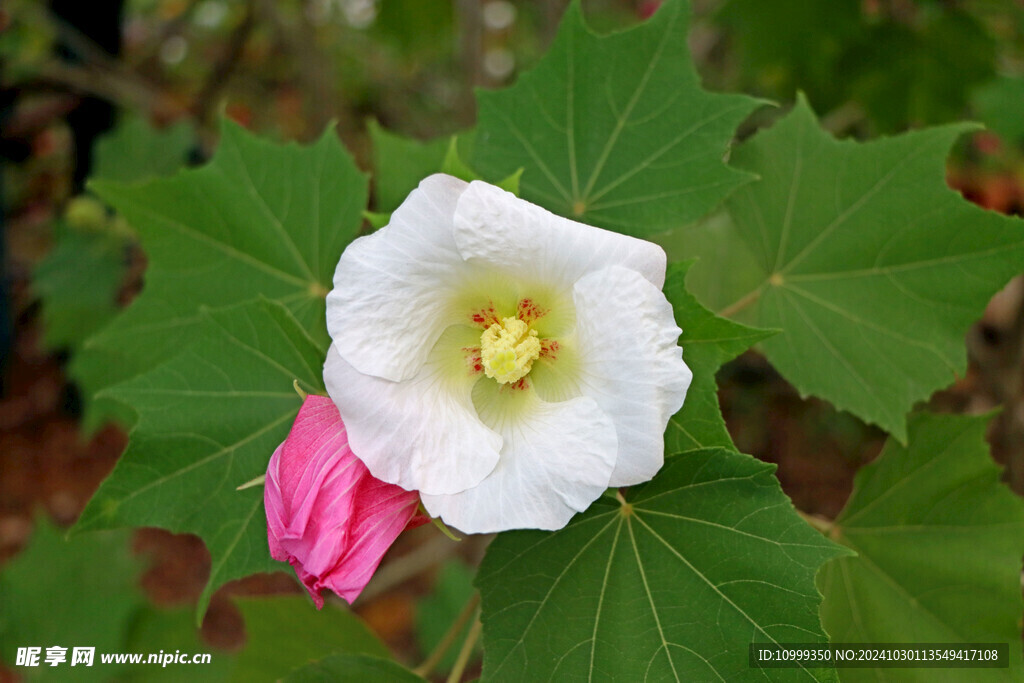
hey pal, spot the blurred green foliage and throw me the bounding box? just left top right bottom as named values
left=33, top=223, right=127, bottom=351
left=714, top=0, right=1024, bottom=137
left=973, top=75, right=1024, bottom=146
left=414, top=561, right=478, bottom=674
left=0, top=521, right=144, bottom=682
left=0, top=518, right=396, bottom=681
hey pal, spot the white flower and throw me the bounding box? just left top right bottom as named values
left=324, top=175, right=692, bottom=533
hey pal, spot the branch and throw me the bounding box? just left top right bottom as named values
left=193, top=2, right=256, bottom=125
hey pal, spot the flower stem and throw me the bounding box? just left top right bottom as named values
left=446, top=609, right=483, bottom=683
left=431, top=515, right=463, bottom=542
left=413, top=592, right=480, bottom=678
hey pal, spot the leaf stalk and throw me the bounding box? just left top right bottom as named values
left=446, top=609, right=483, bottom=683
left=413, top=591, right=480, bottom=679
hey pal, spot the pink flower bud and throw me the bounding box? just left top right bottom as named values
left=265, top=395, right=425, bottom=607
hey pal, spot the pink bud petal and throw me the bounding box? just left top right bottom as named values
left=265, top=395, right=422, bottom=607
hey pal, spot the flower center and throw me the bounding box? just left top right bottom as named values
left=480, top=316, right=541, bottom=384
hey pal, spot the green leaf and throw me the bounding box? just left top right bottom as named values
left=283, top=654, right=425, bottom=683
left=477, top=447, right=847, bottom=682
left=653, top=210, right=764, bottom=314
left=369, top=123, right=520, bottom=218
left=473, top=0, right=760, bottom=236
left=92, top=117, right=194, bottom=183
left=33, top=227, right=126, bottom=350
left=973, top=75, right=1024, bottom=145
left=363, top=210, right=392, bottom=231
left=71, top=346, right=139, bottom=432
left=819, top=412, right=1024, bottom=682
left=440, top=137, right=478, bottom=183
left=495, top=167, right=522, bottom=196
left=369, top=120, right=450, bottom=212
left=722, top=96, right=1024, bottom=440
left=664, top=261, right=776, bottom=452
left=123, top=607, right=228, bottom=682
left=414, top=562, right=478, bottom=673
left=231, top=596, right=390, bottom=682
left=0, top=520, right=143, bottom=681
left=73, top=298, right=325, bottom=616
left=123, top=596, right=389, bottom=681
left=73, top=118, right=366, bottom=430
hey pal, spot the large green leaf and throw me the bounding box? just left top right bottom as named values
left=654, top=210, right=764, bottom=315
left=123, top=607, right=230, bottom=682
left=368, top=124, right=518, bottom=226
left=283, top=654, right=425, bottom=683
left=73, top=299, right=325, bottom=615
left=72, top=119, right=366, bottom=430
left=231, top=596, right=390, bottom=682
left=819, top=412, right=1024, bottom=682
left=664, top=261, right=775, bottom=452
left=722, top=97, right=1024, bottom=440
left=368, top=120, right=450, bottom=213
left=473, top=0, right=759, bottom=236
left=477, top=448, right=847, bottom=682
left=123, top=596, right=390, bottom=681
left=92, top=117, right=194, bottom=183
left=0, top=521, right=143, bottom=682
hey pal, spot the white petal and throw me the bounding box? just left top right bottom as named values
left=573, top=265, right=692, bottom=486
left=420, top=393, right=617, bottom=533
left=327, top=174, right=471, bottom=382
left=452, top=180, right=667, bottom=290
left=323, top=343, right=502, bottom=496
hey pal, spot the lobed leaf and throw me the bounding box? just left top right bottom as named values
left=723, top=96, right=1024, bottom=440
left=819, top=412, right=1024, bottom=682
left=0, top=521, right=143, bottom=682
left=74, top=299, right=325, bottom=615
left=474, top=0, right=760, bottom=236
left=664, top=261, right=775, bottom=452
left=92, top=117, right=194, bottom=184
left=73, top=119, right=366, bottom=430
left=369, top=120, right=451, bottom=213
left=230, top=596, right=390, bottom=681
left=477, top=447, right=847, bottom=682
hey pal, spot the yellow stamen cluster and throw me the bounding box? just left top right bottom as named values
left=480, top=317, right=540, bottom=384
